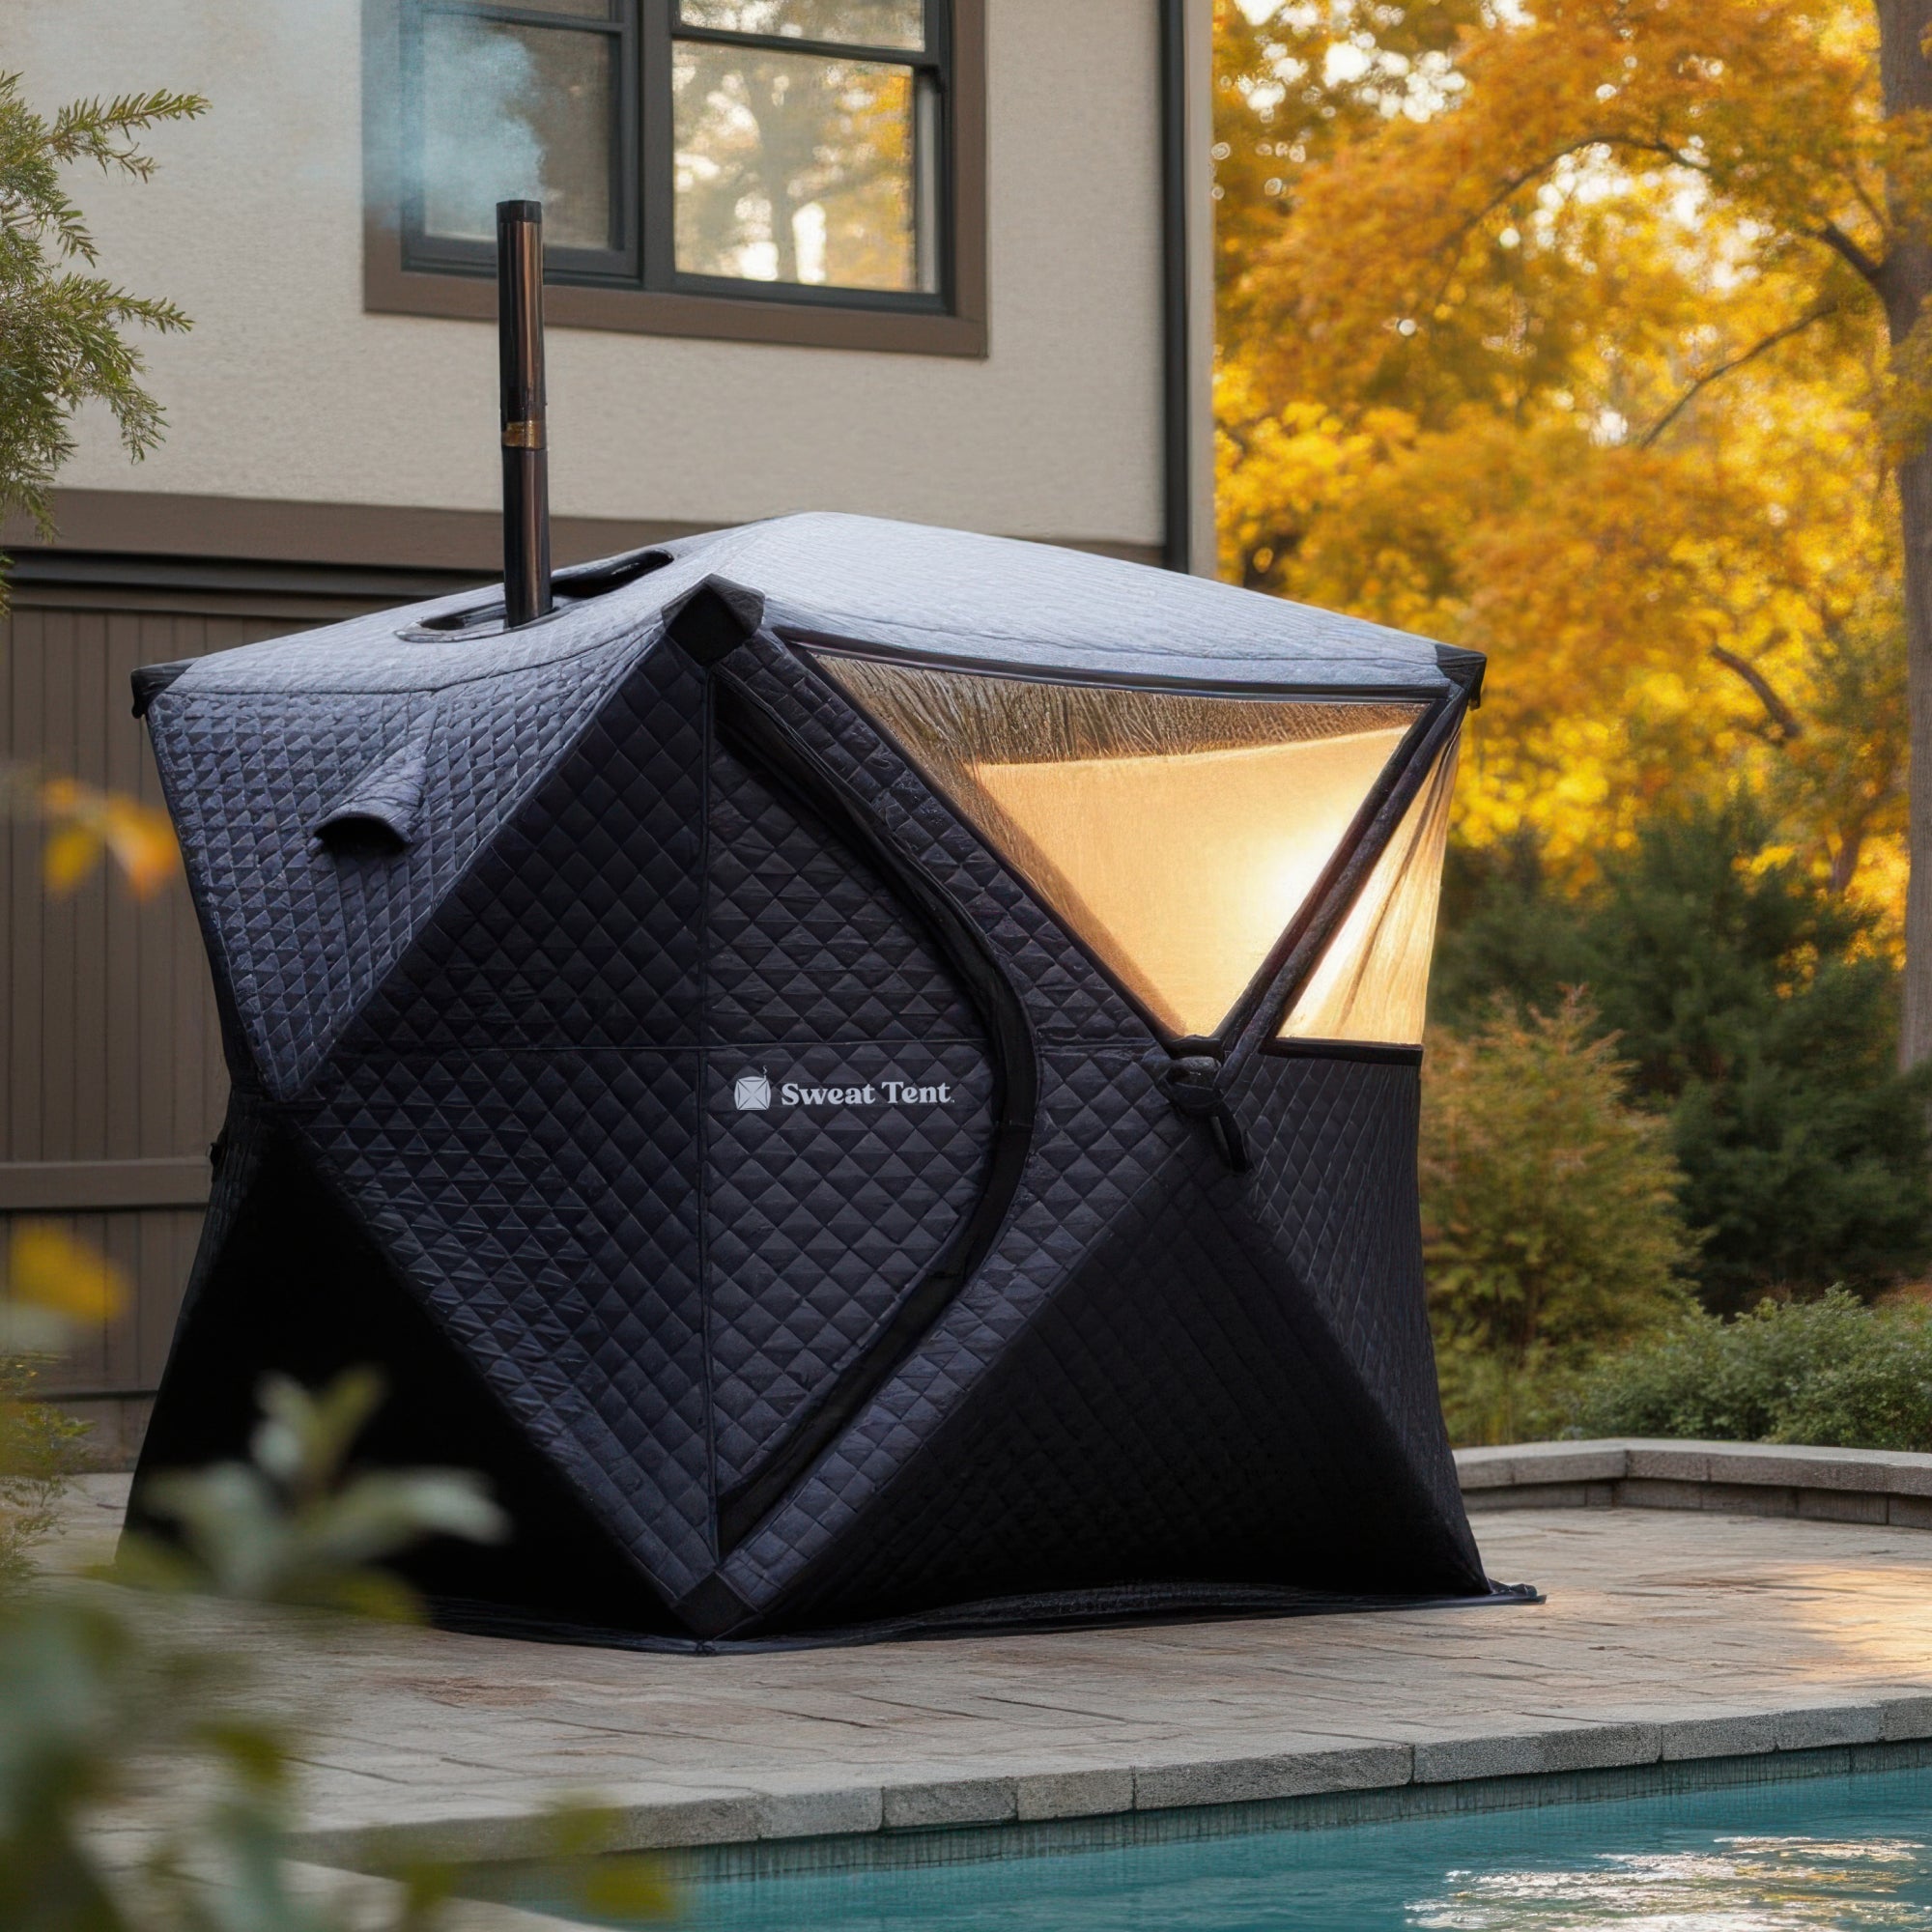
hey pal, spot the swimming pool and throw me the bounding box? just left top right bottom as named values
left=672, top=1765, right=1932, bottom=1930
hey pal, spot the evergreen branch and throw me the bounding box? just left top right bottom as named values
left=0, top=74, right=198, bottom=615
left=46, top=89, right=209, bottom=174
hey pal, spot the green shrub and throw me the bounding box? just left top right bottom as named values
left=1422, top=994, right=1697, bottom=1444
left=1433, top=801, right=1932, bottom=1308
left=1573, top=1291, right=1932, bottom=1450
left=0, top=1356, right=87, bottom=1585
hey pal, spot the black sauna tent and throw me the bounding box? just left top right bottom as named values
left=128, top=512, right=1519, bottom=1647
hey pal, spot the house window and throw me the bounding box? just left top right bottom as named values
left=383, top=0, right=975, bottom=342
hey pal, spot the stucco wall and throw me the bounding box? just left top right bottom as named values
left=11, top=1, right=1170, bottom=549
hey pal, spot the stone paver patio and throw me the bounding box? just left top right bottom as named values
left=44, top=1464, right=1932, bottom=1873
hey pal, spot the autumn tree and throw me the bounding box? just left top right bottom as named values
left=1216, top=1, right=1932, bottom=1059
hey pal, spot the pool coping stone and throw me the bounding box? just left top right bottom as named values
left=288, top=1690, right=1932, bottom=1870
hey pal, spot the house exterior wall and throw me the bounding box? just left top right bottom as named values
left=8, top=0, right=1173, bottom=553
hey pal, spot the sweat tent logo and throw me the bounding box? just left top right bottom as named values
left=732, top=1071, right=954, bottom=1111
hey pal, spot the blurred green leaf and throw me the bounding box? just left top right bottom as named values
left=127, top=1372, right=506, bottom=1617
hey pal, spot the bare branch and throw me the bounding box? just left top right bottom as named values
left=1709, top=645, right=1804, bottom=742
left=1640, top=303, right=1840, bottom=448
left=1434, top=133, right=1707, bottom=264
left=1815, top=218, right=1885, bottom=286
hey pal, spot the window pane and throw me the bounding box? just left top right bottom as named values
left=676, top=2, right=925, bottom=50
left=506, top=0, right=614, bottom=14
left=673, top=44, right=921, bottom=291
left=420, top=15, right=616, bottom=252
left=821, top=658, right=1425, bottom=1039
left=1279, top=733, right=1461, bottom=1048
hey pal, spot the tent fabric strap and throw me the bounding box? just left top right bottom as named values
left=1158, top=691, right=1468, bottom=1171
left=1159, top=1054, right=1252, bottom=1174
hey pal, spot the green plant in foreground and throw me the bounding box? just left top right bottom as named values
left=1573, top=1291, right=1932, bottom=1451
left=119, top=1368, right=504, bottom=1617
left=0, top=1355, right=90, bottom=1586
left=0, top=1371, right=673, bottom=1930
left=1422, top=992, right=1698, bottom=1446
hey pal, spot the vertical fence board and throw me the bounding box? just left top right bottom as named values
left=3, top=591, right=349, bottom=1460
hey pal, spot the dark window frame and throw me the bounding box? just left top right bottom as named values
left=362, top=0, right=987, bottom=355
left=399, top=1, right=643, bottom=287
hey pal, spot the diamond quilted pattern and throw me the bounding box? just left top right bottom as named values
left=720, top=1045, right=1477, bottom=1622
left=353, top=639, right=704, bottom=1055
left=299, top=1046, right=714, bottom=1597
left=706, top=741, right=979, bottom=1043
left=1236, top=1053, right=1461, bottom=1511
left=722, top=1046, right=1179, bottom=1599
left=726, top=1051, right=1481, bottom=1626
left=150, top=634, right=643, bottom=1096
left=704, top=1044, right=992, bottom=1486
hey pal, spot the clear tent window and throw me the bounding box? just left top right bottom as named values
left=819, top=656, right=1459, bottom=1045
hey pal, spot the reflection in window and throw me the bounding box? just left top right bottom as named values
left=1279, top=732, right=1460, bottom=1048
left=677, top=2, right=926, bottom=49
left=397, top=0, right=954, bottom=308
left=418, top=10, right=618, bottom=251
left=672, top=45, right=925, bottom=292
left=820, top=657, right=1425, bottom=1039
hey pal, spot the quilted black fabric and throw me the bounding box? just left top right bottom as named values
left=765, top=1061, right=1482, bottom=1631
left=131, top=512, right=1501, bottom=1646
left=155, top=639, right=639, bottom=1097
left=704, top=1043, right=992, bottom=1487
left=706, top=739, right=979, bottom=1043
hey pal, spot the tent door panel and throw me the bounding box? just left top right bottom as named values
left=705, top=672, right=1038, bottom=1553
left=702, top=1042, right=995, bottom=1491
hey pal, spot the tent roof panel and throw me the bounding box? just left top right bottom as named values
left=157, top=513, right=1472, bottom=701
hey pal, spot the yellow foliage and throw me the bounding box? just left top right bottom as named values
left=7, top=1222, right=127, bottom=1323
left=1216, top=0, right=1913, bottom=913
left=34, top=774, right=178, bottom=898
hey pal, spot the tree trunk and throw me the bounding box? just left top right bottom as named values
left=1879, top=0, right=1932, bottom=1068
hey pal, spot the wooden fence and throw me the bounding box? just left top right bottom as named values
left=2, top=572, right=384, bottom=1461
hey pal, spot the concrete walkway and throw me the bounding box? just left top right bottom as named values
left=43, top=1462, right=1932, bottom=1872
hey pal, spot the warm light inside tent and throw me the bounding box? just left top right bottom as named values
left=819, top=657, right=1427, bottom=1038
left=971, top=732, right=1409, bottom=1036
left=1280, top=732, right=1460, bottom=1047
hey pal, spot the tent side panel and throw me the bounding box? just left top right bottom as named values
left=701, top=733, right=1000, bottom=1494
left=130, top=1111, right=675, bottom=1632
left=747, top=1056, right=1486, bottom=1631
left=298, top=641, right=719, bottom=1605
left=1238, top=1051, right=1472, bottom=1538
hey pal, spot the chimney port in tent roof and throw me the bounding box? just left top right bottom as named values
left=126, top=511, right=1530, bottom=1647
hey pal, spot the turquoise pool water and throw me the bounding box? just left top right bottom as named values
left=677, top=1768, right=1932, bottom=1930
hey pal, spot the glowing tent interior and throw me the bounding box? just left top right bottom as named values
left=126, top=512, right=1523, bottom=1647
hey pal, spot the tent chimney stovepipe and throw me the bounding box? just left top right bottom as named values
left=497, top=199, right=552, bottom=627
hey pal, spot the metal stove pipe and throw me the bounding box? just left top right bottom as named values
left=497, top=199, right=552, bottom=627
